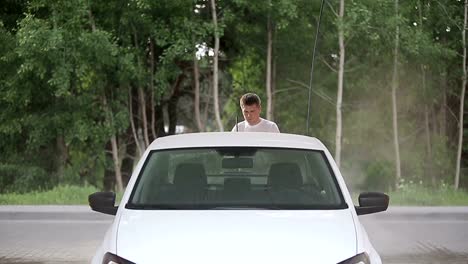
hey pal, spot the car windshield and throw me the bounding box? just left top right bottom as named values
left=128, top=147, right=347, bottom=210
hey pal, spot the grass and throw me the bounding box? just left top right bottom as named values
left=387, top=184, right=468, bottom=206
left=0, top=185, right=101, bottom=205
left=0, top=184, right=467, bottom=206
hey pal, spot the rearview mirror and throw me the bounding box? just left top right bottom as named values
left=355, top=192, right=389, bottom=216
left=222, top=157, right=254, bottom=169
left=89, top=191, right=118, bottom=215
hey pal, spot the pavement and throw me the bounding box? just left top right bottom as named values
left=0, top=205, right=112, bottom=221
left=360, top=206, right=468, bottom=264
left=0, top=206, right=112, bottom=264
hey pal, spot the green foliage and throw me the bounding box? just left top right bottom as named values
left=0, top=163, right=50, bottom=193
left=224, top=51, right=265, bottom=124
left=0, top=0, right=467, bottom=195
left=363, top=160, right=396, bottom=192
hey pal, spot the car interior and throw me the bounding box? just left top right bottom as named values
left=130, top=148, right=344, bottom=208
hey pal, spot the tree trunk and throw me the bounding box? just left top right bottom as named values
left=154, top=103, right=166, bottom=137
left=455, top=0, right=468, bottom=190
left=272, top=52, right=277, bottom=122
left=55, top=134, right=68, bottom=181
left=440, top=70, right=447, bottom=138
left=392, top=0, right=402, bottom=188
left=193, top=55, right=203, bottom=132
left=122, top=126, right=136, bottom=181
left=151, top=88, right=156, bottom=140
left=117, top=135, right=128, bottom=184
left=168, top=97, right=178, bottom=135
left=87, top=10, right=96, bottom=32
left=210, top=0, right=224, bottom=132
left=418, top=1, right=434, bottom=185
left=138, top=87, right=150, bottom=147
left=103, top=95, right=124, bottom=192
left=422, top=68, right=434, bottom=187
left=335, top=0, right=345, bottom=168
left=168, top=74, right=185, bottom=135
left=128, top=87, right=144, bottom=157
left=149, top=38, right=157, bottom=140
left=203, top=75, right=211, bottom=129
left=110, top=134, right=123, bottom=192
left=131, top=26, right=150, bottom=148
left=266, top=15, right=273, bottom=121
left=103, top=167, right=114, bottom=192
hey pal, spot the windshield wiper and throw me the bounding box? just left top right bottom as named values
left=208, top=205, right=282, bottom=210
left=125, top=203, right=181, bottom=210
left=126, top=203, right=283, bottom=210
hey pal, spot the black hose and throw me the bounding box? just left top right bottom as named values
left=306, top=0, right=326, bottom=135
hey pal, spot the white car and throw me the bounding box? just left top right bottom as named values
left=89, top=132, right=389, bottom=264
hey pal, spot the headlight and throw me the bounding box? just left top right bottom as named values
left=102, top=252, right=135, bottom=264
left=337, top=252, right=370, bottom=264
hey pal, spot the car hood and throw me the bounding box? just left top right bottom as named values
left=116, top=209, right=357, bottom=264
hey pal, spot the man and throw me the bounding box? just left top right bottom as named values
left=232, top=93, right=280, bottom=133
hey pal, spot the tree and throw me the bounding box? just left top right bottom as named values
left=392, top=0, right=402, bottom=188
left=266, top=10, right=274, bottom=121
left=335, top=0, right=346, bottom=168
left=210, top=0, right=224, bottom=131
left=1, top=0, right=468, bottom=193
left=193, top=52, right=204, bottom=132
left=455, top=0, right=468, bottom=190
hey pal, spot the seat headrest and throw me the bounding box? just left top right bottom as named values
left=268, top=162, right=303, bottom=189
left=174, top=163, right=207, bottom=189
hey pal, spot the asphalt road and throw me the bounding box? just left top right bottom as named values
left=0, top=206, right=467, bottom=264
left=360, top=207, right=468, bottom=263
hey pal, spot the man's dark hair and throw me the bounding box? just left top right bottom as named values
left=240, top=93, right=261, bottom=108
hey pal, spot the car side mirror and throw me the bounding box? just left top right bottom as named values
left=89, top=192, right=118, bottom=215
left=355, top=192, right=389, bottom=216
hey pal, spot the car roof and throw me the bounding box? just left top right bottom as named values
left=148, top=132, right=326, bottom=151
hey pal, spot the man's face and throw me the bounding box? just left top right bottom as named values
left=241, top=104, right=261, bottom=125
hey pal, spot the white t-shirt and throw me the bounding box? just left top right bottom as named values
left=231, top=118, right=280, bottom=133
